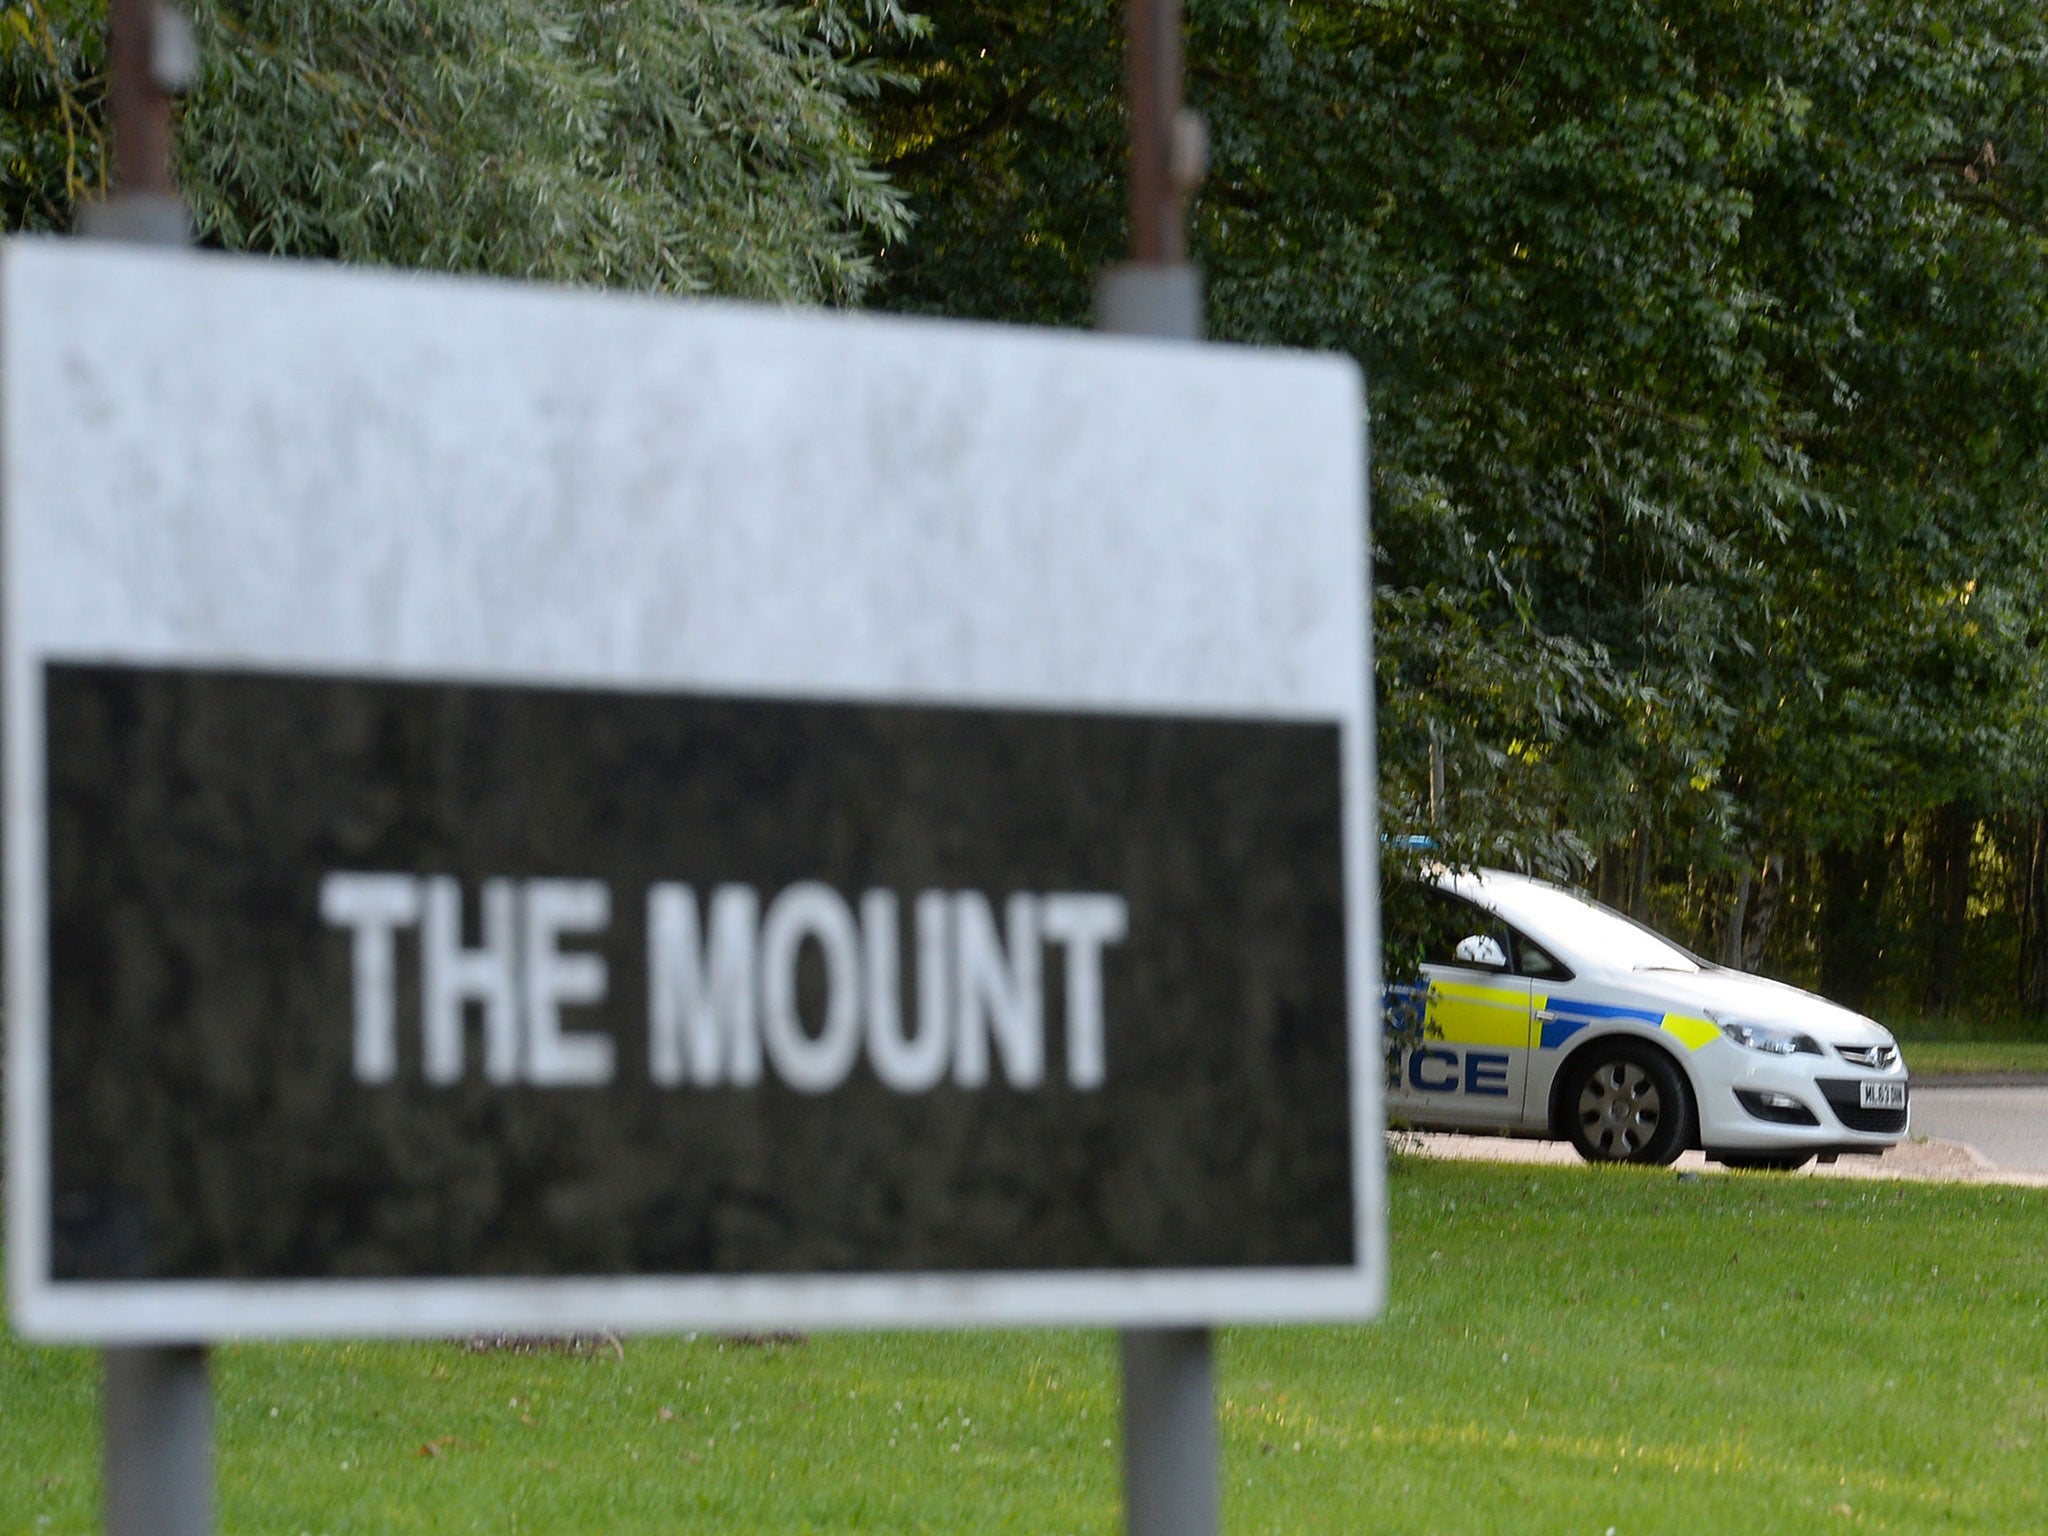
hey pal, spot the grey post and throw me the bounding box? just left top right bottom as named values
left=82, top=4, right=212, bottom=1533
left=1096, top=0, right=1207, bottom=345
left=1100, top=2, right=1221, bottom=1533
left=1119, top=1328, right=1220, bottom=1536
left=104, top=1347, right=213, bottom=1536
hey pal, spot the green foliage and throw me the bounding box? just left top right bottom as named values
left=867, top=0, right=1123, bottom=324
left=1715, top=1, right=2048, bottom=850
left=5, top=0, right=921, bottom=302
left=868, top=0, right=2048, bottom=1013
left=1, top=2, right=105, bottom=227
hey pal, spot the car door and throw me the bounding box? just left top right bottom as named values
left=1387, top=887, right=1534, bottom=1127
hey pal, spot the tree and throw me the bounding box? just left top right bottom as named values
left=866, top=0, right=2048, bottom=1014
left=2, top=1, right=104, bottom=229
left=4, top=0, right=921, bottom=303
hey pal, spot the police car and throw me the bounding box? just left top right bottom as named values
left=1386, top=866, right=1910, bottom=1167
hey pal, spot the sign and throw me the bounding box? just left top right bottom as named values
left=4, top=239, right=1380, bottom=1341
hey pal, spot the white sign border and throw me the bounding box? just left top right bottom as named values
left=4, top=239, right=1383, bottom=1342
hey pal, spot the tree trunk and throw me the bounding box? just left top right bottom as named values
left=1723, top=868, right=1752, bottom=968
left=1742, top=855, right=1781, bottom=972
left=2020, top=817, right=2048, bottom=1011
left=1819, top=836, right=1893, bottom=1010
left=1920, top=801, right=1974, bottom=1015
left=1630, top=829, right=1653, bottom=921
left=1595, top=841, right=1626, bottom=908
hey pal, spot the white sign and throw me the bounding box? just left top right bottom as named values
left=3, top=239, right=1380, bottom=1342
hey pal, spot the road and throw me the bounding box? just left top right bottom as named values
left=1407, top=1084, right=2048, bottom=1185
left=1911, top=1085, right=2048, bottom=1176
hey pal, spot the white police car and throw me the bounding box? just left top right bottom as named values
left=1386, top=866, right=1910, bottom=1167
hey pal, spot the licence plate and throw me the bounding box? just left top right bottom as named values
left=1860, top=1080, right=1907, bottom=1111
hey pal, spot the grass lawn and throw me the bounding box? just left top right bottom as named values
left=1896, top=1038, right=2048, bottom=1079
left=1877, top=1006, right=2048, bottom=1077
left=7, top=1157, right=2048, bottom=1534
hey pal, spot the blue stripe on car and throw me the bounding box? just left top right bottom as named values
left=1539, top=996, right=1665, bottom=1050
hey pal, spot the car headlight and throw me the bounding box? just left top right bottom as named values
left=1719, top=1020, right=1824, bottom=1056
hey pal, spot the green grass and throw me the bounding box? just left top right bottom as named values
left=1897, top=1038, right=2048, bottom=1078
left=1869, top=1006, right=2048, bottom=1075
left=1878, top=1005, right=2048, bottom=1043
left=9, top=1159, right=2048, bottom=1533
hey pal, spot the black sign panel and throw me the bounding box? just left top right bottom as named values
left=45, top=662, right=1352, bottom=1283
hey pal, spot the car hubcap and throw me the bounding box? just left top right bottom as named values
left=1578, top=1061, right=1661, bottom=1158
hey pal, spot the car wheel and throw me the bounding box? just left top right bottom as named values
left=1714, top=1152, right=1814, bottom=1172
left=1561, top=1041, right=1693, bottom=1165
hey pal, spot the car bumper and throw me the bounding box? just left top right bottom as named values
left=1695, top=1054, right=1910, bottom=1152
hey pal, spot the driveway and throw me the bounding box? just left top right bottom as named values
left=1909, top=1085, right=2048, bottom=1177
left=1405, top=1083, right=2048, bottom=1186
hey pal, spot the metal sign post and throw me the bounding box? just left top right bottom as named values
left=7, top=74, right=1378, bottom=1536
left=1099, top=0, right=1204, bottom=338
left=5, top=6, right=1379, bottom=1534
left=103, top=1346, right=211, bottom=1536
left=81, top=0, right=194, bottom=243
left=1122, top=1327, right=1219, bottom=1536
left=1101, top=4, right=1222, bottom=1533
left=81, top=6, right=211, bottom=1535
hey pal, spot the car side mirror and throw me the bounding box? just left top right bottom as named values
left=1454, top=933, right=1507, bottom=970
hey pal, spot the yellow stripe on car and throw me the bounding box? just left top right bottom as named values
left=1661, top=1013, right=1719, bottom=1052
left=1428, top=981, right=1530, bottom=1048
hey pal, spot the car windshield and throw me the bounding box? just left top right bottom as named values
left=1478, top=878, right=1701, bottom=974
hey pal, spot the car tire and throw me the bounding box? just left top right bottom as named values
left=1714, top=1152, right=1814, bottom=1172
left=1560, top=1040, right=1693, bottom=1165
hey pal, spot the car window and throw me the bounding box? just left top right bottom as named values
left=1413, top=887, right=1511, bottom=970
left=1511, top=930, right=1573, bottom=981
